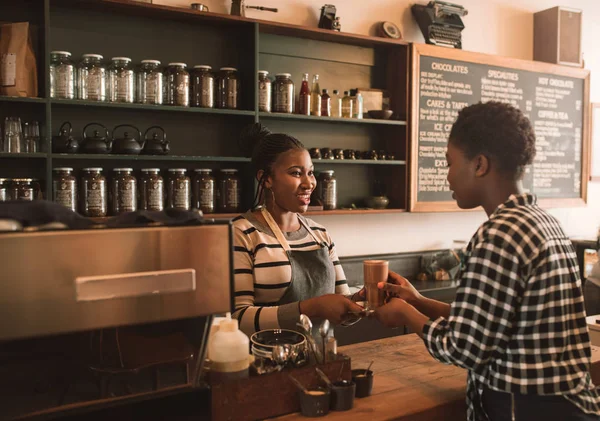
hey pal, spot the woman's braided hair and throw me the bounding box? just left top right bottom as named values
left=239, top=123, right=305, bottom=208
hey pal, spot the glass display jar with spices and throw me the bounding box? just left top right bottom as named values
left=166, top=63, right=190, bottom=107
left=167, top=168, right=191, bottom=210
left=77, top=54, right=106, bottom=101
left=217, top=67, right=239, bottom=109
left=9, top=178, right=35, bottom=202
left=218, top=169, right=240, bottom=213
left=50, top=51, right=75, bottom=99
left=80, top=168, right=107, bottom=217
left=191, top=65, right=214, bottom=108
left=52, top=167, right=77, bottom=212
left=110, top=168, right=137, bottom=215
left=0, top=178, right=8, bottom=202
left=139, top=168, right=164, bottom=211
left=108, top=57, right=135, bottom=103
left=258, top=70, right=271, bottom=112
left=137, top=59, right=164, bottom=105
left=192, top=168, right=216, bottom=214
left=318, top=170, right=337, bottom=210
left=273, top=73, right=294, bottom=114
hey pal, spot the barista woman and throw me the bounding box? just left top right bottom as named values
left=232, top=123, right=362, bottom=336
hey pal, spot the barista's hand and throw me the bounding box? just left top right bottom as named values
left=373, top=298, right=412, bottom=328
left=300, top=294, right=364, bottom=325
left=378, top=271, right=422, bottom=306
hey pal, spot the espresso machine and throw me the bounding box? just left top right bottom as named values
left=0, top=219, right=233, bottom=420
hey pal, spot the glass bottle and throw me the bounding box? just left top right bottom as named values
left=108, top=57, right=135, bottom=103
left=137, top=60, right=164, bottom=105
left=166, top=63, right=190, bottom=107
left=341, top=90, right=353, bottom=118
left=80, top=168, right=107, bottom=217
left=192, top=169, right=216, bottom=214
left=167, top=168, right=191, bottom=210
left=50, top=51, right=75, bottom=99
left=191, top=65, right=214, bottom=108
left=310, top=74, right=321, bottom=116
left=110, top=168, right=137, bottom=215
left=77, top=54, right=106, bottom=101
left=298, top=73, right=311, bottom=116
left=273, top=73, right=294, bottom=114
left=217, top=67, right=239, bottom=109
left=331, top=89, right=342, bottom=118
left=258, top=70, right=271, bottom=112
left=321, top=89, right=331, bottom=117
left=53, top=167, right=77, bottom=212
left=139, top=168, right=164, bottom=211
left=351, top=89, right=364, bottom=119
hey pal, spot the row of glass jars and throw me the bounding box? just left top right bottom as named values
left=0, top=178, right=44, bottom=202
left=50, top=51, right=240, bottom=109
left=52, top=167, right=241, bottom=217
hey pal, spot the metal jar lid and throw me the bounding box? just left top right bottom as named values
left=53, top=167, right=74, bottom=172
left=168, top=168, right=187, bottom=173
left=220, top=67, right=238, bottom=72
left=82, top=167, right=103, bottom=172
left=141, top=168, right=160, bottom=172
left=168, top=62, right=187, bottom=67
left=111, top=57, right=131, bottom=62
left=275, top=73, right=291, bottom=78
left=194, top=168, right=212, bottom=173
left=113, top=168, right=133, bottom=172
left=220, top=169, right=238, bottom=173
left=51, top=51, right=71, bottom=57
left=82, top=54, right=103, bottom=60
left=193, top=64, right=212, bottom=70
left=141, top=59, right=161, bottom=65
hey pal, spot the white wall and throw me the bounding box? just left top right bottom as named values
left=156, top=0, right=600, bottom=256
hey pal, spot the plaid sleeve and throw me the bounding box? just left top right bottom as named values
left=422, top=231, right=525, bottom=371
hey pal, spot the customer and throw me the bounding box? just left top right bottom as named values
left=373, top=102, right=600, bottom=420
left=232, top=123, right=362, bottom=336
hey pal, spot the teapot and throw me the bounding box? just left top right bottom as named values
left=80, top=123, right=111, bottom=154
left=142, top=126, right=169, bottom=155
left=112, top=124, right=144, bottom=155
left=52, top=121, right=79, bottom=154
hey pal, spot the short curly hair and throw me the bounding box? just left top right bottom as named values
left=449, top=101, right=536, bottom=179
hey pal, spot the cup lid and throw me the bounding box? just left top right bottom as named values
left=51, top=51, right=71, bottom=56
left=82, top=53, right=103, bottom=60
left=53, top=167, right=73, bottom=171
left=141, top=59, right=161, bottom=65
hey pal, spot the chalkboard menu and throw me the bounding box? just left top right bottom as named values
left=410, top=44, right=590, bottom=212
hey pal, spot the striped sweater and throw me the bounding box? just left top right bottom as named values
left=232, top=211, right=349, bottom=336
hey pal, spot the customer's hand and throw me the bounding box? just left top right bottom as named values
left=378, top=271, right=422, bottom=305
left=300, top=294, right=364, bottom=325
left=373, top=298, right=412, bottom=328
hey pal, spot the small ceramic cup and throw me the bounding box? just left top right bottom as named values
left=299, top=387, right=330, bottom=417
left=330, top=380, right=356, bottom=411
left=351, top=369, right=374, bottom=398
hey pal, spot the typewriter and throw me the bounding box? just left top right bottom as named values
left=412, top=1, right=468, bottom=49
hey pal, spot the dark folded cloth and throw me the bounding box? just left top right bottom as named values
left=0, top=200, right=96, bottom=230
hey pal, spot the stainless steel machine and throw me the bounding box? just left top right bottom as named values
left=0, top=221, right=233, bottom=420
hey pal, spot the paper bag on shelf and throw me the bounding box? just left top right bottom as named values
left=0, top=22, right=38, bottom=97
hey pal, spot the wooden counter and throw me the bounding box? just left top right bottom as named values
left=271, top=334, right=600, bottom=421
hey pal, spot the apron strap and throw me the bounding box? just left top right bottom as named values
left=260, top=208, right=322, bottom=251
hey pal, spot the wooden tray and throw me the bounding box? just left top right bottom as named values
left=210, top=355, right=351, bottom=421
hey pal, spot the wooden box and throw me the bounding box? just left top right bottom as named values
left=210, top=355, right=351, bottom=421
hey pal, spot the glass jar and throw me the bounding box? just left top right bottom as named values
left=52, top=167, right=77, bottom=212
left=191, top=65, right=214, bottom=108
left=77, top=54, right=106, bottom=101
left=139, top=168, right=164, bottom=211
left=9, top=179, right=35, bottom=201
left=318, top=170, right=337, bottom=210
left=192, top=169, right=216, bottom=214
left=217, top=67, right=239, bottom=109
left=110, top=168, right=137, bottom=215
left=167, top=168, right=191, bottom=210
left=50, top=51, right=75, bottom=99
left=166, top=63, right=190, bottom=107
left=273, top=73, right=294, bottom=114
left=31, top=179, right=43, bottom=200
left=219, top=169, right=240, bottom=213
left=108, top=57, right=135, bottom=103
left=0, top=178, right=7, bottom=202
left=137, top=59, right=164, bottom=105
left=258, top=70, right=271, bottom=112
left=80, top=168, right=107, bottom=217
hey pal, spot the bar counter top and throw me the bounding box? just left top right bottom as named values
left=271, top=334, right=600, bottom=421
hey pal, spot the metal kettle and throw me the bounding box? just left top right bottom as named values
left=52, top=121, right=79, bottom=154
left=112, top=124, right=144, bottom=155
left=80, top=123, right=112, bottom=154
left=142, top=126, right=169, bottom=155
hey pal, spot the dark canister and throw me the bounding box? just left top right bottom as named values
left=192, top=169, right=216, bottom=214
left=80, top=168, right=107, bottom=217
left=330, top=380, right=356, bottom=411
left=166, top=63, right=190, bottom=107
left=139, top=168, right=164, bottom=211
left=191, top=65, right=214, bottom=108
left=273, top=73, right=294, bottom=113
left=351, top=369, right=373, bottom=398
left=318, top=170, right=337, bottom=210
left=9, top=178, right=34, bottom=201
left=167, top=168, right=191, bottom=210
left=217, top=67, right=239, bottom=109
left=52, top=167, right=77, bottom=212
left=299, top=388, right=330, bottom=417
left=258, top=70, right=271, bottom=112
left=0, top=178, right=7, bottom=202
left=218, top=169, right=240, bottom=213
left=110, top=168, right=137, bottom=215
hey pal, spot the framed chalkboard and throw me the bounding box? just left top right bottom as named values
left=409, top=44, right=590, bottom=212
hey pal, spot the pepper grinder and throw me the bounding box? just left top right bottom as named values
left=231, top=0, right=278, bottom=17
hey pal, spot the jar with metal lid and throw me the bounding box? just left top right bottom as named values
left=139, top=168, right=164, bottom=211
left=31, top=179, right=43, bottom=200
left=273, top=73, right=294, bottom=114
left=318, top=170, right=337, bottom=210
left=52, top=167, right=77, bottom=212
left=108, top=57, right=135, bottom=103
left=218, top=169, right=240, bottom=213
left=167, top=168, right=191, bottom=210
left=77, top=54, right=106, bottom=101
left=217, top=67, right=239, bottom=109
left=191, top=65, right=214, bottom=108
left=0, top=178, right=8, bottom=202
left=50, top=51, right=75, bottom=99
left=258, top=70, right=271, bottom=112
left=192, top=169, right=216, bottom=214
left=110, top=168, right=137, bottom=215
left=166, top=63, right=190, bottom=107
left=137, top=60, right=164, bottom=105
left=80, top=168, right=107, bottom=217
left=9, top=178, right=35, bottom=202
